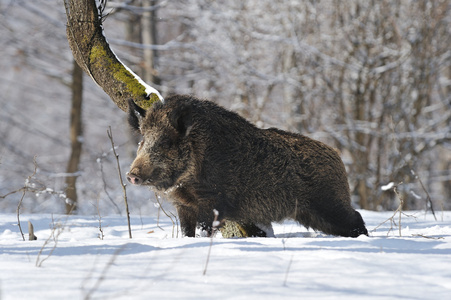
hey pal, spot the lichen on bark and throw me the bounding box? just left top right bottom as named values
left=89, top=45, right=149, bottom=105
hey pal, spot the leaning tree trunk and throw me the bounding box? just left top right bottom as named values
left=64, top=0, right=163, bottom=111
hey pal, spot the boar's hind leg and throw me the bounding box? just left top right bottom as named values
left=296, top=206, right=368, bottom=238
left=176, top=205, right=197, bottom=237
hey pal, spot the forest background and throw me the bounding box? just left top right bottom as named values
left=0, top=0, right=450, bottom=217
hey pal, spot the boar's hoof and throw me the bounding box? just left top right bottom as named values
left=126, top=173, right=143, bottom=185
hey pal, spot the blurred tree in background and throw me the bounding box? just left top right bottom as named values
left=64, top=61, right=83, bottom=214
left=0, top=0, right=449, bottom=215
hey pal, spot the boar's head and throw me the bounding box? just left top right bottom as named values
left=126, top=99, right=193, bottom=191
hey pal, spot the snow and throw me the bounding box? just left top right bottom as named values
left=118, top=56, right=164, bottom=102
left=381, top=182, right=395, bottom=191
left=1, top=210, right=451, bottom=299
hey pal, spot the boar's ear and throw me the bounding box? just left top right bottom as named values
left=128, top=99, right=146, bottom=133
left=169, top=103, right=192, bottom=136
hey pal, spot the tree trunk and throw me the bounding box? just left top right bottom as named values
left=141, top=0, right=161, bottom=86
left=64, top=0, right=163, bottom=111
left=65, top=60, right=83, bottom=215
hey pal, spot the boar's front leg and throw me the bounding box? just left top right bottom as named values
left=176, top=205, right=198, bottom=237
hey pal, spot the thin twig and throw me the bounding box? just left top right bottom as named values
left=154, top=192, right=165, bottom=232
left=96, top=195, right=104, bottom=240
left=170, top=211, right=180, bottom=238
left=283, top=254, right=295, bottom=287
left=412, top=234, right=444, bottom=240
left=372, top=183, right=417, bottom=237
left=411, top=169, right=436, bottom=221
left=17, top=190, right=26, bottom=241
left=97, top=154, right=122, bottom=215
left=203, top=209, right=219, bottom=276
left=154, top=192, right=177, bottom=237
left=36, top=215, right=65, bottom=267
left=83, top=244, right=127, bottom=300
left=5, top=157, right=65, bottom=242
left=16, top=156, right=39, bottom=241
left=396, top=186, right=403, bottom=237
left=107, top=127, right=132, bottom=239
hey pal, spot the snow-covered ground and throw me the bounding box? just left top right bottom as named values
left=1, top=210, right=450, bottom=299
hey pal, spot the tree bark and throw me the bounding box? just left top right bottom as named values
left=64, top=0, right=163, bottom=111
left=141, top=0, right=161, bottom=86
left=65, top=60, right=83, bottom=214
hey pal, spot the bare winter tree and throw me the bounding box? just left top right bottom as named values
left=304, top=1, right=451, bottom=210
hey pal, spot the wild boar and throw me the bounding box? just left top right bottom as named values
left=126, top=95, right=368, bottom=238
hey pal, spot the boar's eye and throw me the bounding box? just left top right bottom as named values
left=158, top=137, right=173, bottom=149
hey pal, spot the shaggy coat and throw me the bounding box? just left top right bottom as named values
left=127, top=95, right=368, bottom=238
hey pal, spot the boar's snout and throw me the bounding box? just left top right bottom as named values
left=126, top=172, right=143, bottom=185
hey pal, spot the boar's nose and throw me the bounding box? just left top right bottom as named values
left=126, top=172, right=143, bottom=185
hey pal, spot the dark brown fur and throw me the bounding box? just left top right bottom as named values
left=127, top=95, right=368, bottom=238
